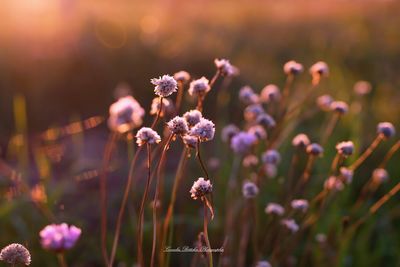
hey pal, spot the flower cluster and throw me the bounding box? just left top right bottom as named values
left=39, top=223, right=81, bottom=252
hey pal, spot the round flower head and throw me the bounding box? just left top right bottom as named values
left=242, top=154, right=259, bottom=168
left=256, top=113, right=276, bottom=129
left=324, top=176, right=344, bottom=191
left=151, top=75, right=178, bottom=97
left=190, top=118, right=215, bottom=142
left=265, top=203, right=285, bottom=216
left=292, top=133, right=310, bottom=148
left=377, top=122, right=396, bottom=139
left=173, top=70, right=191, bottom=83
left=291, top=199, right=309, bottom=212
left=284, top=60, right=304, bottom=75
left=136, top=127, right=161, bottom=146
left=40, top=223, right=81, bottom=251
left=260, top=84, right=281, bottom=103
left=354, top=80, right=372, bottom=95
left=248, top=125, right=267, bottom=141
left=262, top=149, right=281, bottom=165
left=239, top=85, right=259, bottom=105
left=108, top=96, right=145, bottom=133
left=256, top=260, right=272, bottom=267
left=306, top=143, right=324, bottom=156
left=330, top=101, right=349, bottom=114
left=339, top=167, right=354, bottom=184
left=242, top=181, right=259, bottom=199
left=310, top=61, right=329, bottom=77
left=188, top=77, right=210, bottom=96
left=316, top=94, right=334, bottom=112
left=0, top=243, right=31, bottom=266
left=244, top=104, right=265, bottom=122
left=182, top=134, right=198, bottom=149
left=150, top=97, right=174, bottom=117
left=230, top=132, right=257, bottom=155
left=190, top=177, right=212, bottom=200
left=167, top=116, right=189, bottom=135
left=214, top=58, right=237, bottom=77
left=183, top=110, right=203, bottom=127
left=336, top=141, right=354, bottom=157
left=372, top=168, right=389, bottom=184
left=281, top=219, right=299, bottom=233
left=221, top=124, right=240, bottom=142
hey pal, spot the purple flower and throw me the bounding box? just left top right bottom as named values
left=190, top=177, right=212, bottom=200
left=182, top=134, right=198, bottom=149
left=136, top=127, right=161, bottom=146
left=339, top=167, right=354, bottom=184
left=284, top=60, right=304, bottom=75
left=0, top=243, right=31, bottom=266
left=281, top=219, right=299, bottom=233
left=214, top=58, right=237, bottom=77
left=151, top=75, right=178, bottom=97
left=330, top=101, right=349, bottom=114
left=306, top=143, right=324, bottom=156
left=377, top=122, right=396, bottom=139
left=256, top=113, right=276, bottom=129
left=221, top=124, right=240, bottom=142
left=336, top=141, right=354, bottom=157
left=230, top=132, right=257, bottom=155
left=260, top=84, right=281, bottom=103
left=174, top=71, right=191, bottom=83
left=188, top=77, right=210, bottom=96
left=324, top=176, right=344, bottom=191
left=167, top=116, right=189, bottom=135
left=150, top=97, right=174, bottom=117
left=292, top=133, right=310, bottom=148
left=244, top=104, right=265, bottom=122
left=261, top=150, right=281, bottom=165
left=310, top=61, right=329, bottom=77
left=316, top=94, right=334, bottom=112
left=242, top=154, right=259, bottom=168
left=190, top=118, right=215, bottom=142
left=256, top=260, right=272, bottom=267
left=108, top=96, right=145, bottom=133
left=291, top=199, right=309, bottom=212
left=183, top=110, right=203, bottom=127
left=239, top=86, right=259, bottom=105
left=39, top=223, right=81, bottom=251
left=248, top=125, right=267, bottom=141
left=242, top=181, right=259, bottom=199
left=265, top=203, right=285, bottom=216
left=372, top=168, right=389, bottom=184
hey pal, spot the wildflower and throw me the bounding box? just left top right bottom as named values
left=336, top=141, right=354, bottom=157
left=150, top=97, right=174, bottom=117
left=230, top=132, right=257, bottom=155
left=183, top=110, right=203, bottom=127
left=242, top=181, right=259, bottom=198
left=167, top=116, right=189, bottom=135
left=182, top=134, right=198, bottom=149
left=284, top=60, right=304, bottom=75
left=306, top=143, right=324, bottom=156
left=339, top=167, right=354, bottom=184
left=244, top=104, right=265, bottom=122
left=239, top=86, right=259, bottom=105
left=261, top=150, right=281, bottom=165
left=173, top=70, right=191, bottom=83
left=372, top=168, right=389, bottom=184
left=291, top=199, right=309, bottom=212
left=108, top=96, right=145, bottom=133
left=324, top=176, right=344, bottom=191
left=281, top=219, right=299, bottom=233
left=256, top=113, right=276, bottom=128
left=292, top=133, right=310, bottom=148
left=40, top=223, right=81, bottom=251
left=190, top=118, right=215, bottom=141
left=135, top=127, right=161, bottom=146
left=264, top=164, right=277, bottom=178
left=256, top=260, right=272, bottom=267
left=260, top=84, right=281, bottom=103
left=243, top=155, right=259, bottom=168
left=377, top=122, right=396, bottom=139
left=221, top=124, right=240, bottom=142
left=188, top=77, right=211, bottom=96
left=354, top=81, right=372, bottom=95
left=310, top=61, right=329, bottom=77
left=265, top=203, right=285, bottom=216
left=214, top=58, right=237, bottom=77
left=248, top=125, right=267, bottom=141
left=0, top=243, right=31, bottom=266
left=316, top=94, right=334, bottom=112
left=330, top=101, right=349, bottom=114
left=151, top=75, right=178, bottom=97
left=190, top=177, right=212, bottom=200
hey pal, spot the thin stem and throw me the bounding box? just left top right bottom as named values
left=100, top=132, right=117, bottom=266
left=109, top=145, right=144, bottom=267
left=175, top=81, right=185, bottom=114
left=349, top=134, right=383, bottom=170
left=57, top=253, right=68, bottom=267
left=151, top=134, right=174, bottom=267
left=203, top=199, right=213, bottom=267
left=320, top=113, right=340, bottom=146
left=294, top=155, right=316, bottom=196
left=151, top=96, right=164, bottom=129
left=196, top=138, right=210, bottom=180
left=330, top=153, right=343, bottom=174
left=379, top=140, right=400, bottom=168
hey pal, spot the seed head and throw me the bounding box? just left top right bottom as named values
left=306, top=143, right=324, bottom=156
left=167, top=116, right=189, bottom=135
left=173, top=70, right=191, bottom=83
left=336, top=141, right=354, bottom=157
left=281, top=219, right=299, bottom=233
left=188, top=77, right=210, bottom=96
left=291, top=199, right=309, bottom=212
left=316, top=94, right=334, bottom=111
left=377, top=122, right=396, bottom=139
left=0, top=243, right=31, bottom=266
left=372, top=168, right=389, bottom=184
left=256, top=113, right=276, bottom=128
left=190, top=177, right=212, bottom=200
left=242, top=181, right=259, bottom=198
left=248, top=125, right=267, bottom=141
left=151, top=75, right=178, bottom=97
left=221, top=124, right=240, bottom=142
left=239, top=86, right=259, bottom=105
left=330, top=101, right=349, bottom=114
left=183, top=110, right=203, bottom=127
left=292, top=133, right=310, bottom=148
left=108, top=96, right=145, bottom=133
left=284, top=60, right=304, bottom=75
left=265, top=203, right=285, bottom=216
left=230, top=132, right=257, bottom=155
left=260, top=84, right=281, bottom=103
left=40, top=223, right=81, bottom=252
left=136, top=127, right=161, bottom=146
left=190, top=118, right=215, bottom=142
left=214, top=58, right=237, bottom=77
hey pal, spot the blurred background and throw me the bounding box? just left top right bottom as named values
left=1, top=0, right=400, bottom=266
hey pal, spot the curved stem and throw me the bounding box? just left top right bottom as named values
left=320, top=113, right=340, bottom=146
left=349, top=134, right=383, bottom=170
left=109, top=145, right=143, bottom=267
left=203, top=199, right=213, bottom=267
left=379, top=140, right=400, bottom=168
left=196, top=138, right=210, bottom=180
left=151, top=96, right=164, bottom=129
